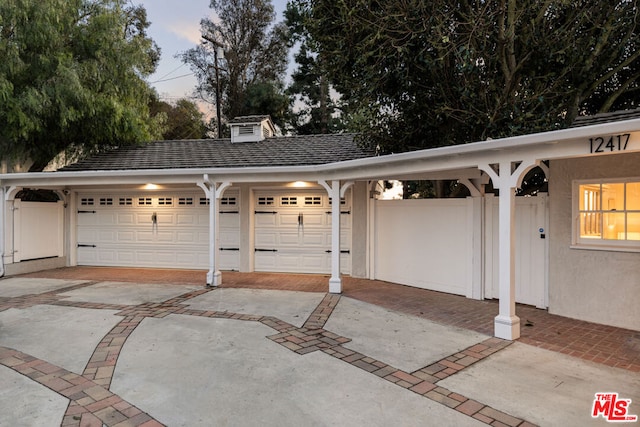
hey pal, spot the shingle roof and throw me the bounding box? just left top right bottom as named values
left=571, top=108, right=640, bottom=127
left=227, top=115, right=271, bottom=124
left=58, top=133, right=374, bottom=171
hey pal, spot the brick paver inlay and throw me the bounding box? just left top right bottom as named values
left=0, top=280, right=538, bottom=427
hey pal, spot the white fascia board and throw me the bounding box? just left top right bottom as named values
left=2, top=117, right=639, bottom=188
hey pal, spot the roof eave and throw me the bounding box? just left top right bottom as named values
left=2, top=117, right=640, bottom=187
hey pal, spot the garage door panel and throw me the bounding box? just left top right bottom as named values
left=219, top=231, right=239, bottom=246
left=157, top=231, right=177, bottom=243
left=176, top=214, right=198, bottom=225
left=77, top=229, right=97, bottom=242
left=278, top=232, right=302, bottom=246
left=279, top=213, right=300, bottom=227
left=77, top=212, right=98, bottom=226
left=156, top=213, right=174, bottom=225
left=117, top=231, right=135, bottom=242
left=300, top=232, right=326, bottom=247
left=253, top=190, right=351, bottom=275
left=277, top=254, right=302, bottom=269
left=77, top=191, right=240, bottom=271
left=97, top=231, right=117, bottom=242
left=301, top=213, right=326, bottom=227
left=255, top=232, right=277, bottom=247
left=300, top=254, right=326, bottom=270
left=135, top=251, right=155, bottom=263
left=117, top=213, right=135, bottom=224
left=219, top=214, right=239, bottom=228
left=136, top=231, right=154, bottom=242
left=96, top=212, right=116, bottom=225
left=254, top=253, right=277, bottom=270
left=255, top=214, right=277, bottom=226
left=176, top=231, right=198, bottom=243
left=197, top=214, right=209, bottom=225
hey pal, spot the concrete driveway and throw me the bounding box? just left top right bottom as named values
left=0, top=276, right=638, bottom=426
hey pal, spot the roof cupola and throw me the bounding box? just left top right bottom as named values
left=228, top=115, right=276, bottom=143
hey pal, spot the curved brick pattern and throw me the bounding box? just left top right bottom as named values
left=0, top=346, right=164, bottom=427
left=0, top=277, right=538, bottom=426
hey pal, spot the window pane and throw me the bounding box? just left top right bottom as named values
left=602, top=183, right=624, bottom=211
left=627, top=182, right=640, bottom=211
left=603, top=212, right=625, bottom=240
left=579, top=184, right=600, bottom=210
left=580, top=212, right=601, bottom=238
left=627, top=213, right=640, bottom=240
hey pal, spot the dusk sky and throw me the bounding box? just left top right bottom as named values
left=139, top=0, right=290, bottom=110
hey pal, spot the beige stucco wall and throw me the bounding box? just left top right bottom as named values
left=548, top=152, right=640, bottom=331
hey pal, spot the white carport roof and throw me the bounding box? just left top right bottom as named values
left=1, top=116, right=640, bottom=188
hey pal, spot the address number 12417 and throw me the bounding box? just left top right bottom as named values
left=590, top=133, right=630, bottom=153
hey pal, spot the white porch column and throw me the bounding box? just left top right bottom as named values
left=0, top=186, right=5, bottom=277
left=479, top=160, right=537, bottom=340
left=198, top=176, right=231, bottom=287
left=319, top=180, right=354, bottom=293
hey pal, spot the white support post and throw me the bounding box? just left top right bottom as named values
left=495, top=175, right=519, bottom=339
left=479, top=160, right=536, bottom=340
left=0, top=186, right=5, bottom=277
left=198, top=177, right=232, bottom=287
left=319, top=180, right=343, bottom=293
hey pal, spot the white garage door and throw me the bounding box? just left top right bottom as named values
left=76, top=191, right=239, bottom=270
left=254, top=190, right=351, bottom=274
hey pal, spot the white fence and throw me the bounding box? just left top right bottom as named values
left=372, top=194, right=548, bottom=306
left=14, top=200, right=64, bottom=262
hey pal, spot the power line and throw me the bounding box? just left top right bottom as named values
left=150, top=72, right=195, bottom=84
left=153, top=62, right=187, bottom=82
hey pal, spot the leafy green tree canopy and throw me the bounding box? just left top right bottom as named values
left=181, top=0, right=291, bottom=134
left=284, top=1, right=345, bottom=134
left=0, top=0, right=162, bottom=171
left=150, top=97, right=210, bottom=140
left=305, top=0, right=640, bottom=153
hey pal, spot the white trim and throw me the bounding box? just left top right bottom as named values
left=572, top=177, right=640, bottom=250
left=2, top=118, right=640, bottom=188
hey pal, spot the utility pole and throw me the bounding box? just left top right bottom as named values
left=202, top=35, right=224, bottom=139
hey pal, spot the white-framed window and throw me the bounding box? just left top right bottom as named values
left=257, top=196, right=274, bottom=206
left=574, top=179, right=640, bottom=250
left=281, top=196, right=298, bottom=206
left=305, top=196, right=322, bottom=206
left=221, top=196, right=237, bottom=206
left=138, top=197, right=152, bottom=206
left=158, top=197, right=173, bottom=206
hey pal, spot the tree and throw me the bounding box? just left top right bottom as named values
left=181, top=0, right=291, bottom=134
left=150, top=97, right=210, bottom=140
left=306, top=0, right=640, bottom=153
left=284, top=1, right=344, bottom=134
left=0, top=0, right=163, bottom=171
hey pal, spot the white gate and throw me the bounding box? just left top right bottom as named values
left=373, top=198, right=479, bottom=297
left=485, top=194, right=549, bottom=308
left=14, top=200, right=64, bottom=262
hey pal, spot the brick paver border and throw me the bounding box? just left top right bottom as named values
left=0, top=281, right=538, bottom=426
